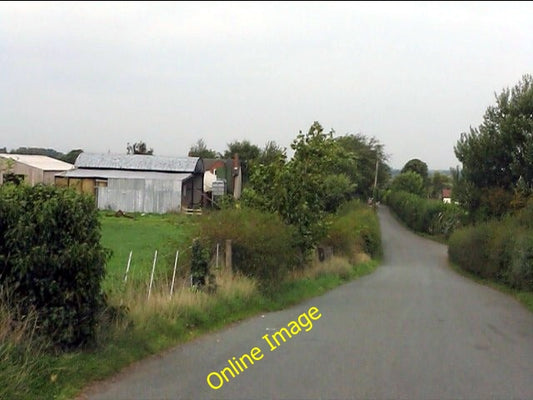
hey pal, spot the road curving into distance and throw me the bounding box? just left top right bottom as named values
left=82, top=205, right=533, bottom=400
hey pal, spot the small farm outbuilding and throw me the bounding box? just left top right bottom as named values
left=203, top=155, right=242, bottom=203
left=0, top=154, right=74, bottom=185
left=55, top=153, right=204, bottom=214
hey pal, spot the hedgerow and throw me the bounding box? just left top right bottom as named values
left=0, top=184, right=109, bottom=349
left=448, top=201, right=533, bottom=290
left=387, top=190, right=466, bottom=237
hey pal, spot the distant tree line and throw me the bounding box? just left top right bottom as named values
left=1, top=146, right=83, bottom=165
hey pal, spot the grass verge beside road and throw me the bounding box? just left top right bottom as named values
left=448, top=262, right=533, bottom=313
left=40, top=259, right=379, bottom=400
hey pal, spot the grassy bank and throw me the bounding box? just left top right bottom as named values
left=3, top=258, right=378, bottom=400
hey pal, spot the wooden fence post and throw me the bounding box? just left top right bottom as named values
left=225, top=239, right=232, bottom=273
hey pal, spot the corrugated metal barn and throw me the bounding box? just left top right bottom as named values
left=55, top=153, right=204, bottom=214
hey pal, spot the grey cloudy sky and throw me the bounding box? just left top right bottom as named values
left=1, top=1, right=532, bottom=170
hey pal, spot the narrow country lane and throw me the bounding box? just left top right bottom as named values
left=82, top=206, right=533, bottom=400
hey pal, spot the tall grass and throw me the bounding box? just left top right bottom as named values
left=0, top=291, right=47, bottom=400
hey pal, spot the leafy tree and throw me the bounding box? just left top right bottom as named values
left=257, top=141, right=286, bottom=166
left=429, top=171, right=451, bottom=199
left=61, top=149, right=83, bottom=164
left=128, top=141, right=153, bottom=155
left=454, top=74, right=533, bottom=217
left=223, top=140, right=261, bottom=182
left=391, top=171, right=426, bottom=197
left=401, top=158, right=429, bottom=183
left=244, top=121, right=357, bottom=255
left=188, top=139, right=218, bottom=158
left=336, top=134, right=390, bottom=199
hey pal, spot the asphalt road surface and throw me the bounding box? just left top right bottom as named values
left=82, top=206, right=533, bottom=400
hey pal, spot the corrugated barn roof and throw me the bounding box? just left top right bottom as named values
left=57, top=169, right=192, bottom=181
left=75, top=153, right=203, bottom=173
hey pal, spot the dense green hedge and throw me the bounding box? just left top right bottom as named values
left=322, top=200, right=381, bottom=260
left=448, top=202, right=533, bottom=290
left=0, top=184, right=109, bottom=348
left=198, top=207, right=300, bottom=291
left=387, top=190, right=466, bottom=237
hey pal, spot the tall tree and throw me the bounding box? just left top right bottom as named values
left=454, top=74, right=533, bottom=216
left=257, top=141, right=286, bottom=166
left=391, top=171, right=426, bottom=197
left=336, top=134, right=391, bottom=199
left=401, top=158, right=429, bottom=183
left=188, top=139, right=217, bottom=158
left=223, top=140, right=261, bottom=182
left=244, top=121, right=357, bottom=254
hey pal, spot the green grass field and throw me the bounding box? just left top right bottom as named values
left=99, top=212, right=197, bottom=292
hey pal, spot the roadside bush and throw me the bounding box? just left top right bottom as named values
left=449, top=214, right=533, bottom=290
left=198, top=207, right=300, bottom=291
left=0, top=184, right=109, bottom=349
left=387, top=190, right=466, bottom=236
left=323, top=200, right=381, bottom=260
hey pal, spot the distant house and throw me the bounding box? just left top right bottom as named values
left=55, top=153, right=204, bottom=214
left=442, top=188, right=452, bottom=204
left=0, top=154, right=74, bottom=185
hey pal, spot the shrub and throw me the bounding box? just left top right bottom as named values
left=449, top=214, right=533, bottom=291
left=0, top=184, right=109, bottom=349
left=323, top=200, right=381, bottom=260
left=198, top=207, right=299, bottom=292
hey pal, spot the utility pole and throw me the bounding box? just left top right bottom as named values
left=372, top=157, right=379, bottom=203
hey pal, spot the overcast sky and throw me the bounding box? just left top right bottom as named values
left=1, top=1, right=532, bottom=170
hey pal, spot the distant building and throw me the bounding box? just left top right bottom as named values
left=442, top=188, right=452, bottom=203
left=0, top=154, right=74, bottom=185
left=55, top=153, right=204, bottom=214
left=203, top=155, right=242, bottom=203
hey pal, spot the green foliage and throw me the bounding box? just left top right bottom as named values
left=391, top=171, right=426, bottom=197
left=401, top=158, right=429, bottom=183
left=223, top=140, right=261, bottom=182
left=188, top=139, right=218, bottom=158
left=323, top=200, right=382, bottom=260
left=60, top=149, right=83, bottom=165
left=8, top=147, right=64, bottom=159
left=198, top=208, right=299, bottom=291
left=244, top=122, right=358, bottom=254
left=387, top=190, right=466, bottom=236
left=454, top=74, right=533, bottom=217
left=191, top=239, right=209, bottom=289
left=256, top=141, right=286, bottom=166
left=0, top=184, right=109, bottom=349
left=429, top=171, right=451, bottom=199
left=335, top=134, right=391, bottom=200
left=449, top=207, right=533, bottom=290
